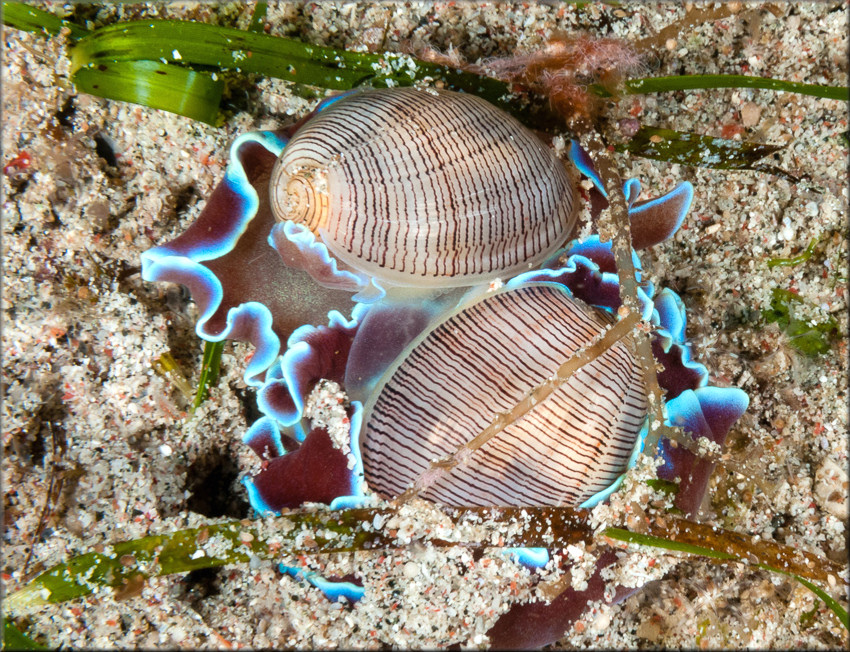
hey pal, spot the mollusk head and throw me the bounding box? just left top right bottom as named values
left=268, top=87, right=578, bottom=288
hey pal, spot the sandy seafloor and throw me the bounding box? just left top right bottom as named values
left=2, top=1, right=848, bottom=649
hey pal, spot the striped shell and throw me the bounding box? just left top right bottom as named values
left=269, top=87, right=577, bottom=287
left=360, top=283, right=647, bottom=507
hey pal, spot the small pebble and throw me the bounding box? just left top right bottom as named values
left=741, top=102, right=762, bottom=127
left=403, top=561, right=420, bottom=579
left=618, top=118, right=640, bottom=137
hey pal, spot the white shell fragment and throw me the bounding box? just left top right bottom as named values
left=270, top=87, right=577, bottom=288
left=815, top=457, right=849, bottom=520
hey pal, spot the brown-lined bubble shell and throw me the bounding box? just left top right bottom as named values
left=359, top=283, right=648, bottom=507
left=270, top=87, right=577, bottom=288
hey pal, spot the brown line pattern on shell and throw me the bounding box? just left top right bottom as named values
left=270, top=88, right=576, bottom=286
left=361, top=285, right=647, bottom=507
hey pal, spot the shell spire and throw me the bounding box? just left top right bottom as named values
left=270, top=162, right=331, bottom=234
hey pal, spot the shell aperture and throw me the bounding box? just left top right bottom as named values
left=269, top=88, right=577, bottom=288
